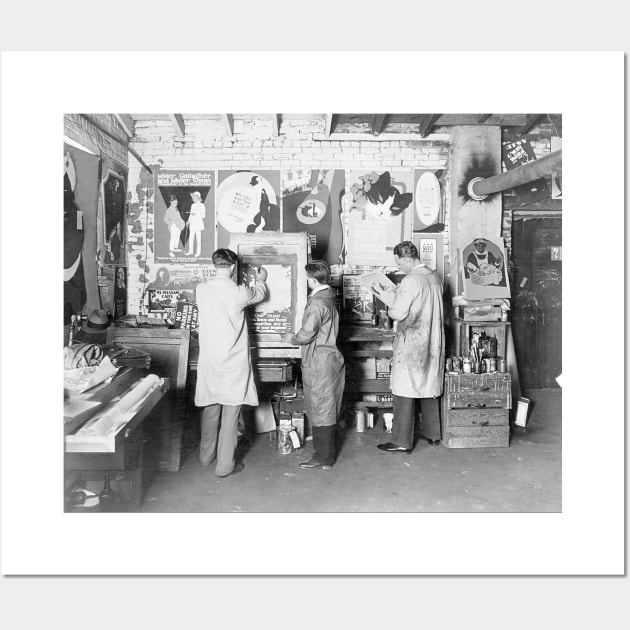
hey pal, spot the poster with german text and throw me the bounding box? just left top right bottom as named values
left=154, top=169, right=215, bottom=263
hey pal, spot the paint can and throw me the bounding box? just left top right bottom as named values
left=354, top=410, right=366, bottom=433
left=452, top=357, right=461, bottom=372
left=473, top=361, right=482, bottom=374
left=462, top=358, right=472, bottom=373
left=498, top=359, right=507, bottom=373
left=445, top=358, right=453, bottom=372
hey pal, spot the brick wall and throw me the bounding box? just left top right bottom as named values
left=64, top=114, right=128, bottom=166
left=126, top=116, right=452, bottom=315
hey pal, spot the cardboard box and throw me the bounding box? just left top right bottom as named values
left=456, top=301, right=502, bottom=322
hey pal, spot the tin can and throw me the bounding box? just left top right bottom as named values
left=489, top=358, right=497, bottom=372
left=445, top=358, right=453, bottom=372
left=354, top=410, right=366, bottom=433
left=473, top=361, right=482, bottom=374
left=452, top=356, right=461, bottom=372
left=462, top=358, right=472, bottom=373
left=498, top=359, right=507, bottom=373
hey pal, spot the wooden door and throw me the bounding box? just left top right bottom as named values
left=510, top=217, right=562, bottom=390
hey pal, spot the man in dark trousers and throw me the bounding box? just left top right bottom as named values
left=373, top=241, right=445, bottom=452
left=283, top=261, right=345, bottom=469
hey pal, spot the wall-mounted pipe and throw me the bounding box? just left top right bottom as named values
left=468, top=149, right=562, bottom=200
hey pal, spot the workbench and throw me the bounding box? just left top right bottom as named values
left=64, top=367, right=170, bottom=511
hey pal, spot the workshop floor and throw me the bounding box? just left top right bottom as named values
left=139, top=389, right=561, bottom=513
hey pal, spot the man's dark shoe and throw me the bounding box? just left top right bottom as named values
left=216, top=462, right=244, bottom=478
left=427, top=439, right=440, bottom=445
left=299, top=457, right=331, bottom=470
left=377, top=442, right=411, bottom=453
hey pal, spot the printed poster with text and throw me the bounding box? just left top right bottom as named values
left=282, top=169, right=345, bottom=265
left=345, top=170, right=413, bottom=266
left=154, top=169, right=215, bottom=263
left=216, top=170, right=281, bottom=249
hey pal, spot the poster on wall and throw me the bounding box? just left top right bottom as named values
left=101, top=166, right=127, bottom=267
left=342, top=275, right=375, bottom=324
left=413, top=169, right=444, bottom=232
left=239, top=262, right=293, bottom=335
left=460, top=236, right=510, bottom=300
left=148, top=263, right=215, bottom=292
left=64, top=144, right=100, bottom=323
left=154, top=169, right=215, bottom=263
left=98, top=266, right=116, bottom=316
left=412, top=233, right=444, bottom=280
left=345, top=170, right=413, bottom=266
left=216, top=170, right=281, bottom=249
left=501, top=138, right=537, bottom=170
left=113, top=266, right=127, bottom=319
left=282, top=169, right=345, bottom=265
left=551, top=136, right=562, bottom=199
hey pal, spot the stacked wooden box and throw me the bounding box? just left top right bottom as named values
left=441, top=373, right=511, bottom=448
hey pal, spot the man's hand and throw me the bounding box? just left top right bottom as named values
left=282, top=332, right=294, bottom=344
left=257, top=266, right=268, bottom=282
left=374, top=287, right=395, bottom=307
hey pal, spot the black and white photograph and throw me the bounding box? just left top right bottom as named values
left=0, top=47, right=625, bottom=628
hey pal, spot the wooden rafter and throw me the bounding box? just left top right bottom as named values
left=371, top=114, right=387, bottom=136
left=477, top=114, right=491, bottom=123
left=222, top=114, right=234, bottom=137
left=418, top=114, right=441, bottom=137
left=324, top=114, right=335, bottom=138
left=114, top=114, right=135, bottom=138
left=517, top=114, right=543, bottom=136
left=270, top=114, right=279, bottom=136
left=169, top=114, right=185, bottom=139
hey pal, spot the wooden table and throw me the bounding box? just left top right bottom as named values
left=64, top=368, right=170, bottom=511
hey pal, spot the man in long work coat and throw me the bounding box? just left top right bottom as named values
left=373, top=241, right=445, bottom=453
left=195, top=248, right=268, bottom=477
left=283, top=261, right=345, bottom=469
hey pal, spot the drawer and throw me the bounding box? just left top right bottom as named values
left=442, top=425, right=510, bottom=448
left=446, top=389, right=510, bottom=409
left=443, top=408, right=508, bottom=427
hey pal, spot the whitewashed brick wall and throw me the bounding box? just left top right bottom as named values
left=125, top=117, right=451, bottom=315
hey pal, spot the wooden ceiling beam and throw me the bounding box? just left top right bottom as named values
left=371, top=114, right=387, bottom=136
left=517, top=114, right=544, bottom=136
left=324, top=114, right=335, bottom=138
left=114, top=114, right=135, bottom=138
left=270, top=114, right=279, bottom=136
left=477, top=114, right=491, bottom=123
left=222, top=114, right=234, bottom=137
left=169, top=114, right=185, bottom=139
left=418, top=114, right=441, bottom=137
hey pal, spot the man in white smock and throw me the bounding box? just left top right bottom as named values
left=373, top=241, right=445, bottom=453
left=195, top=248, right=268, bottom=477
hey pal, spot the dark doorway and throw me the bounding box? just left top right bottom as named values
left=510, top=217, right=562, bottom=391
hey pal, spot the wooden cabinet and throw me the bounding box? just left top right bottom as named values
left=441, top=373, right=511, bottom=448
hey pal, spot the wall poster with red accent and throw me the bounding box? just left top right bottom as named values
left=216, top=170, right=281, bottom=249
left=154, top=169, right=215, bottom=263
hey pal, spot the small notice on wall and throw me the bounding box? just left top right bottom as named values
left=174, top=300, right=199, bottom=330
left=342, top=275, right=374, bottom=324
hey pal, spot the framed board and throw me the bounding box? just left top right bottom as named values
left=229, top=232, right=309, bottom=358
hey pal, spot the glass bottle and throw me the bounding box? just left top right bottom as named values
left=99, top=473, right=116, bottom=510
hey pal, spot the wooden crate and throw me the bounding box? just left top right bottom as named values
left=442, top=373, right=511, bottom=448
